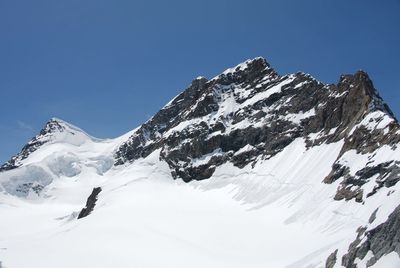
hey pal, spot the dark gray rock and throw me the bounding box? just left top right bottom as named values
left=364, top=205, right=400, bottom=266
left=15, top=183, right=44, bottom=196
left=77, top=187, right=102, bottom=219
left=325, top=160, right=400, bottom=202
left=334, top=185, right=363, bottom=203
left=369, top=208, right=379, bottom=224
left=341, top=227, right=368, bottom=268
left=325, top=249, right=338, bottom=268
left=324, top=164, right=350, bottom=184
left=340, top=205, right=400, bottom=267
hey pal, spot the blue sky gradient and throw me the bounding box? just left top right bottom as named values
left=1, top=0, right=399, bottom=162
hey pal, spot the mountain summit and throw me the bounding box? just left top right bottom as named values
left=1, top=57, right=399, bottom=268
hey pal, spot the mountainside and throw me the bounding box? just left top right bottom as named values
left=0, top=57, right=399, bottom=268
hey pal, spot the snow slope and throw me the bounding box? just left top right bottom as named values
left=1, top=139, right=399, bottom=268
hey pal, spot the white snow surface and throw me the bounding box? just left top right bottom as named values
left=349, top=110, right=395, bottom=136
left=1, top=125, right=400, bottom=267
left=371, top=252, right=400, bottom=268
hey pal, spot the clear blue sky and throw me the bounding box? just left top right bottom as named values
left=1, top=0, right=399, bottom=163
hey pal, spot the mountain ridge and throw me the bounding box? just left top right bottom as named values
left=2, top=57, right=396, bottom=174
left=114, top=57, right=398, bottom=185
left=0, top=57, right=399, bottom=268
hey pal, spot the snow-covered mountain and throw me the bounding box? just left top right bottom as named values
left=1, top=57, right=399, bottom=268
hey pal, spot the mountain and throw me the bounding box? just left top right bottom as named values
left=0, top=57, right=399, bottom=268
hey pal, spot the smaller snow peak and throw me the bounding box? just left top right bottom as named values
left=47, top=117, right=74, bottom=128
left=0, top=118, right=83, bottom=172
left=39, top=117, right=100, bottom=145
left=48, top=117, right=73, bottom=127
left=49, top=117, right=77, bottom=125
left=50, top=117, right=65, bottom=123
left=41, top=118, right=67, bottom=135
left=44, top=117, right=98, bottom=138
left=42, top=118, right=82, bottom=136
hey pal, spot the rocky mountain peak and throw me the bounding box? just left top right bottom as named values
left=115, top=59, right=398, bottom=184
left=338, top=71, right=395, bottom=120
left=40, top=118, right=69, bottom=135
left=212, top=57, right=278, bottom=85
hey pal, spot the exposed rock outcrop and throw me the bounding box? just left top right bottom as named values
left=340, top=205, right=400, bottom=267
left=326, top=249, right=338, bottom=268
left=77, top=187, right=102, bottom=219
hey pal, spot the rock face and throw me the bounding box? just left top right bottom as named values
left=115, top=58, right=399, bottom=191
left=326, top=249, right=338, bottom=268
left=77, top=187, right=102, bottom=219
left=340, top=205, right=400, bottom=267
